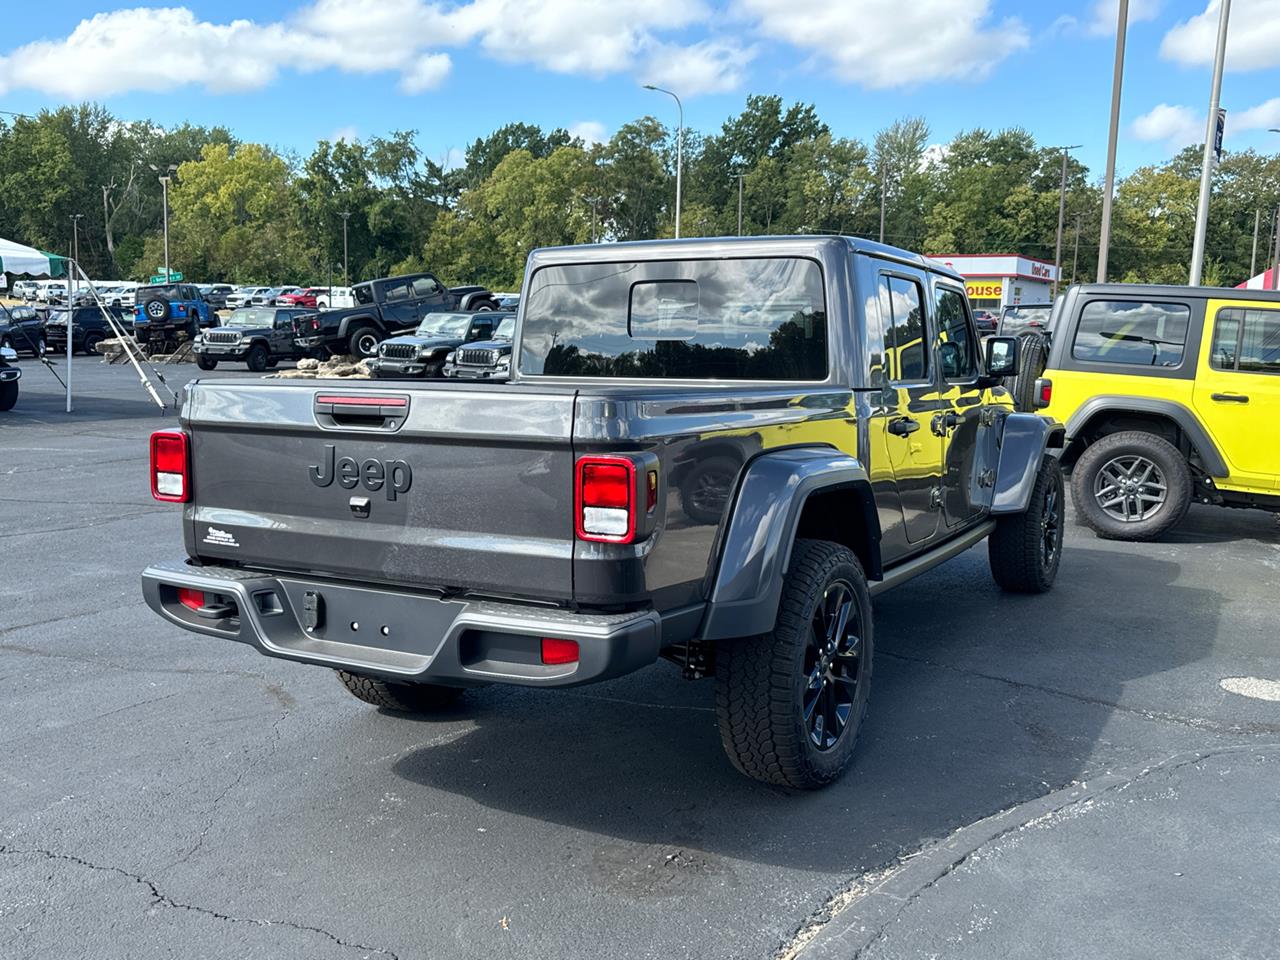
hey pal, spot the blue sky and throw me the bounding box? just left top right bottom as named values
left=1, top=1, right=1278, bottom=179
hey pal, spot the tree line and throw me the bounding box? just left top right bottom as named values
left=3, top=97, right=1280, bottom=291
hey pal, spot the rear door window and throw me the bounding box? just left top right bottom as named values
left=1072, top=300, right=1190, bottom=367
left=877, top=275, right=928, bottom=382
left=934, top=285, right=977, bottom=380
left=1211, top=307, right=1280, bottom=374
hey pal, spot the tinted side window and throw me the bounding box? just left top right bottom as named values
left=935, top=286, right=977, bottom=379
left=881, top=276, right=927, bottom=381
left=1212, top=307, right=1280, bottom=374
left=384, top=281, right=411, bottom=302
left=411, top=277, right=440, bottom=298
left=1072, top=300, right=1189, bottom=367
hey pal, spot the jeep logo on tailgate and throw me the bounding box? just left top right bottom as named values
left=309, top=444, right=412, bottom=500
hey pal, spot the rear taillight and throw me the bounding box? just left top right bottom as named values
left=151, top=430, right=190, bottom=502
left=540, top=637, right=579, bottom=665
left=1035, top=378, right=1053, bottom=409
left=575, top=456, right=636, bottom=543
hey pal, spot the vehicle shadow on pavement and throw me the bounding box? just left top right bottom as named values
left=392, top=545, right=1221, bottom=875
left=1157, top=502, right=1280, bottom=545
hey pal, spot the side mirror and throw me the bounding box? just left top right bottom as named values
left=984, top=336, right=1020, bottom=378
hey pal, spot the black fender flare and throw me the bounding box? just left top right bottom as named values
left=336, top=314, right=383, bottom=340
left=1065, top=395, right=1228, bottom=477
left=700, top=447, right=879, bottom=642
left=457, top=290, right=494, bottom=311
left=990, top=412, right=1065, bottom=515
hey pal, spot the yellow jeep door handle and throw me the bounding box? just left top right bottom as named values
left=1210, top=393, right=1249, bottom=403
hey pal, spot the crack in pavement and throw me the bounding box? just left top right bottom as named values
left=781, top=743, right=1280, bottom=960
left=0, top=842, right=400, bottom=959
left=0, top=508, right=170, bottom=539
left=880, top=650, right=1280, bottom=736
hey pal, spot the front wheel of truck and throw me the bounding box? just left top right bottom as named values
left=988, top=455, right=1064, bottom=593
left=335, top=671, right=465, bottom=713
left=714, top=539, right=874, bottom=790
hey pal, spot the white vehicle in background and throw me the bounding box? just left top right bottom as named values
left=227, top=286, right=269, bottom=309
left=37, top=281, right=67, bottom=303
left=117, top=283, right=139, bottom=308
left=12, top=281, right=38, bottom=301
left=323, top=285, right=354, bottom=309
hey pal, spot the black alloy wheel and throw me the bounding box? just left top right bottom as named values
left=801, top=577, right=868, bottom=751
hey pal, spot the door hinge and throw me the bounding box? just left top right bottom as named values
left=979, top=406, right=999, bottom=427
left=930, top=486, right=944, bottom=510
left=978, top=468, right=996, bottom=489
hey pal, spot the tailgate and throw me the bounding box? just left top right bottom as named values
left=182, top=380, right=577, bottom=601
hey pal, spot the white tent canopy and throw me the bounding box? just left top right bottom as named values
left=0, top=237, right=65, bottom=278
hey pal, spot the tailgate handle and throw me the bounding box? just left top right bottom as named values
left=314, top=393, right=409, bottom=431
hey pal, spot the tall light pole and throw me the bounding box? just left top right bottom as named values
left=1052, top=145, right=1083, bottom=297
left=338, top=211, right=351, bottom=286
left=643, top=84, right=683, bottom=238
left=1097, top=0, right=1129, bottom=283
left=1250, top=208, right=1261, bottom=279
left=1189, top=0, right=1232, bottom=286
left=149, top=163, right=178, bottom=281
left=879, top=165, right=887, bottom=244
left=1072, top=213, right=1083, bottom=286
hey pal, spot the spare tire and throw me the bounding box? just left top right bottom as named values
left=1008, top=332, right=1048, bottom=412
left=143, top=297, right=170, bottom=321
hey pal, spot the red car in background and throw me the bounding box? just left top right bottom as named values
left=276, top=287, right=329, bottom=309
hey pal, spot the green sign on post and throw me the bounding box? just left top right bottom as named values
left=149, top=269, right=183, bottom=283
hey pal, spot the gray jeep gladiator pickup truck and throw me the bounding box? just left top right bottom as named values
left=141, top=236, right=1065, bottom=789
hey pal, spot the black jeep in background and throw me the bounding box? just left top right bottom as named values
left=369, top=311, right=509, bottom=379
left=0, top=303, right=47, bottom=357
left=194, top=306, right=314, bottom=371
left=293, top=272, right=499, bottom=359
left=44, top=305, right=127, bottom=355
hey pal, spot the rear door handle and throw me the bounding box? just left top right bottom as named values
left=1210, top=393, right=1249, bottom=404
left=888, top=416, right=920, bottom=437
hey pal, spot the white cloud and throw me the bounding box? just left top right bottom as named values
left=1131, top=103, right=1204, bottom=146
left=1233, top=97, right=1280, bottom=132
left=399, top=53, right=452, bottom=93
left=330, top=126, right=359, bottom=143
left=1162, top=0, right=1280, bottom=71
left=642, top=39, right=756, bottom=97
left=1086, top=0, right=1160, bottom=36
left=735, top=0, right=1029, bottom=89
left=568, top=121, right=607, bottom=146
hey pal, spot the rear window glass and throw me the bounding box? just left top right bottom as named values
left=999, top=305, right=1052, bottom=336
left=354, top=284, right=374, bottom=305
left=520, top=257, right=827, bottom=380
left=1072, top=300, right=1190, bottom=367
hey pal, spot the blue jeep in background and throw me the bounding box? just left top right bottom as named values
left=133, top=283, right=214, bottom=350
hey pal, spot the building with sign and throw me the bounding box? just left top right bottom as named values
left=930, top=254, right=1059, bottom=312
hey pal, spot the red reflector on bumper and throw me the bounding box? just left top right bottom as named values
left=178, top=588, right=205, bottom=611
left=540, top=637, right=579, bottom=665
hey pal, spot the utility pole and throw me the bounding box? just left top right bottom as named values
left=1072, top=213, right=1083, bottom=285
left=644, top=84, right=683, bottom=238
left=1189, top=0, right=1232, bottom=286
left=1053, top=145, right=1082, bottom=297
left=878, top=165, right=887, bottom=244
left=737, top=172, right=747, bottom=235
left=1097, top=0, right=1129, bottom=283
left=338, top=211, right=351, bottom=286
left=1250, top=208, right=1261, bottom=278
left=149, top=163, right=178, bottom=280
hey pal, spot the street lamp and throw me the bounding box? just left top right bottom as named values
left=149, top=163, right=178, bottom=281
left=1097, top=0, right=1130, bottom=283
left=338, top=211, right=352, bottom=287
left=643, top=84, right=683, bottom=238
left=1188, top=0, right=1232, bottom=286
left=730, top=174, right=744, bottom=235
left=1052, top=145, right=1083, bottom=297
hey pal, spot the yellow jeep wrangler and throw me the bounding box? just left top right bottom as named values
left=1034, top=283, right=1279, bottom=540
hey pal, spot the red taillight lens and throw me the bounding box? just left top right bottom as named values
left=178, top=588, right=205, bottom=611
left=151, top=430, right=190, bottom=502
left=1037, top=379, right=1053, bottom=407
left=576, top=456, right=636, bottom=543
left=540, top=637, right=579, bottom=665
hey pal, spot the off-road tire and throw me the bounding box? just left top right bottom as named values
left=714, top=539, right=874, bottom=789
left=245, top=343, right=270, bottom=372
left=195, top=354, right=218, bottom=370
left=82, top=333, right=104, bottom=356
left=679, top=455, right=740, bottom=525
left=335, top=670, right=465, bottom=713
left=1071, top=430, right=1191, bottom=542
left=474, top=299, right=497, bottom=312
left=1008, top=332, right=1048, bottom=412
left=988, top=455, right=1064, bottom=593
left=0, top=379, right=17, bottom=411
left=348, top=325, right=380, bottom=359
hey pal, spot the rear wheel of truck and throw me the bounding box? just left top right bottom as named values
left=335, top=671, right=465, bottom=713
left=988, top=455, right=1064, bottom=593
left=82, top=333, right=103, bottom=356
left=348, top=326, right=380, bottom=359
left=195, top=354, right=217, bottom=370
left=1070, top=430, right=1191, bottom=542
left=714, top=539, right=873, bottom=790
left=0, top=379, right=17, bottom=411
left=245, top=343, right=270, bottom=372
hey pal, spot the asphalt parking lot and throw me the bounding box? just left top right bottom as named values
left=3, top=359, right=1279, bottom=960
